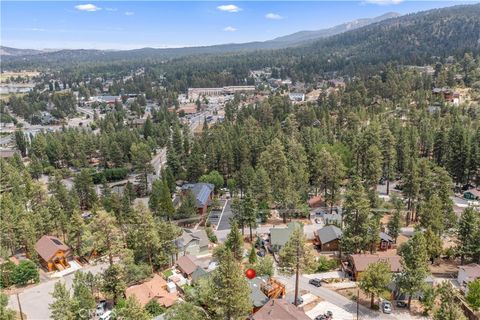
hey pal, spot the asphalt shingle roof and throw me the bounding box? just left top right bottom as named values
left=317, top=225, right=343, bottom=244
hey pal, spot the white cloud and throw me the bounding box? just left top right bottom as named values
left=363, top=0, right=403, bottom=5
left=27, top=28, right=46, bottom=32
left=74, top=4, right=101, bottom=12
left=223, top=26, right=237, bottom=32
left=265, top=13, right=283, bottom=20
left=125, top=11, right=134, bottom=16
left=217, top=4, right=242, bottom=13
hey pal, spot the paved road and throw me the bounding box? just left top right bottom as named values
left=217, top=199, right=233, bottom=231
left=214, top=217, right=324, bottom=243
left=8, top=262, right=108, bottom=320
left=278, top=275, right=402, bottom=320
left=151, top=148, right=167, bottom=176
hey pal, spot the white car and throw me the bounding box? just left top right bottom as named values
left=381, top=301, right=392, bottom=314
left=95, top=300, right=107, bottom=316
left=99, top=310, right=112, bottom=320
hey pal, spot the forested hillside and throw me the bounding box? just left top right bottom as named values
left=3, top=3, right=480, bottom=81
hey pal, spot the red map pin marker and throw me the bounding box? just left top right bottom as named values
left=245, top=268, right=256, bottom=279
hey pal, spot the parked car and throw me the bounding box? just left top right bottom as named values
left=309, top=278, right=322, bottom=287
left=257, top=250, right=265, bottom=257
left=396, top=300, right=408, bottom=308
left=381, top=301, right=392, bottom=314
left=315, top=311, right=333, bottom=320
left=95, top=300, right=107, bottom=316
left=99, top=310, right=112, bottom=320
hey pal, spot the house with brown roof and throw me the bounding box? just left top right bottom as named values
left=176, top=254, right=200, bottom=278
left=35, top=235, right=72, bottom=272
left=125, top=274, right=178, bottom=308
left=252, top=299, right=310, bottom=320
left=343, top=254, right=402, bottom=280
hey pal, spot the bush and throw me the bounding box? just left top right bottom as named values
left=205, top=227, right=217, bottom=243
left=11, top=260, right=39, bottom=286
left=0, top=262, right=17, bottom=288
left=144, top=299, right=165, bottom=316
left=316, top=256, right=338, bottom=272
left=92, top=168, right=128, bottom=184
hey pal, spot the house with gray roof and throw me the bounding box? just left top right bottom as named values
left=175, top=228, right=211, bottom=257
left=269, top=222, right=302, bottom=252
left=248, top=276, right=270, bottom=310
left=181, top=183, right=214, bottom=215
left=314, top=225, right=342, bottom=251
left=379, top=232, right=394, bottom=251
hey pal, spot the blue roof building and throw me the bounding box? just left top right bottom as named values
left=181, top=183, right=214, bottom=214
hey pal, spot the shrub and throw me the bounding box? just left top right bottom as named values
left=316, top=256, right=338, bottom=272
left=0, top=262, right=16, bottom=288
left=12, top=260, right=39, bottom=286
left=144, top=299, right=165, bottom=316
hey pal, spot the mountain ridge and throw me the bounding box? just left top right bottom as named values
left=0, top=12, right=399, bottom=58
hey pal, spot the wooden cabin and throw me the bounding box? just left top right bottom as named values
left=35, top=235, right=72, bottom=272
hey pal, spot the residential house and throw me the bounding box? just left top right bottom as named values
left=130, top=118, right=146, bottom=128
left=35, top=235, right=72, bottom=272
left=314, top=225, right=342, bottom=251
left=379, top=232, right=394, bottom=251
left=191, top=266, right=209, bottom=283
left=181, top=183, right=214, bottom=215
left=248, top=276, right=270, bottom=312
left=322, top=213, right=342, bottom=226
left=175, top=254, right=210, bottom=280
left=269, top=222, right=302, bottom=252
left=464, top=189, right=480, bottom=201
left=288, top=93, right=305, bottom=102
left=0, top=149, right=18, bottom=159
left=174, top=228, right=211, bottom=258
left=252, top=299, right=310, bottom=320
left=343, top=254, right=402, bottom=280
left=125, top=274, right=178, bottom=308
left=458, top=264, right=480, bottom=293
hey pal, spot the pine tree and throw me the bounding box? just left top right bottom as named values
left=49, top=282, right=74, bottom=320
left=224, top=221, right=244, bottom=261
left=248, top=246, right=257, bottom=264
left=341, top=179, right=371, bottom=254
left=211, top=250, right=251, bottom=320
left=115, top=296, right=150, bottom=320
left=434, top=281, right=467, bottom=320
left=71, top=272, right=96, bottom=319
left=74, top=168, right=97, bottom=210
left=91, top=210, right=123, bottom=267
left=127, top=204, right=160, bottom=272
left=242, top=191, right=257, bottom=241
left=457, top=207, right=480, bottom=264
left=131, top=143, right=153, bottom=196
left=278, top=226, right=316, bottom=306
left=359, top=261, right=393, bottom=308
left=102, top=264, right=126, bottom=304
left=397, top=232, right=430, bottom=309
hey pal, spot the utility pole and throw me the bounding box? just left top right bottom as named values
left=16, top=293, right=24, bottom=320
left=294, top=243, right=300, bottom=306
left=356, top=287, right=359, bottom=320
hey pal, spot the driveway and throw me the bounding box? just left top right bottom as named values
left=8, top=262, right=108, bottom=320
left=217, top=199, right=233, bottom=231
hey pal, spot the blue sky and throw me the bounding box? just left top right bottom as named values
left=1, top=1, right=477, bottom=50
